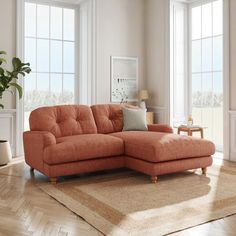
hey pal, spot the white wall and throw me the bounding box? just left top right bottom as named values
left=228, top=0, right=236, bottom=160
left=0, top=0, right=16, bottom=109
left=144, top=0, right=169, bottom=123
left=95, top=0, right=145, bottom=103
left=230, top=0, right=236, bottom=110
left=0, top=0, right=17, bottom=156
left=145, top=0, right=168, bottom=108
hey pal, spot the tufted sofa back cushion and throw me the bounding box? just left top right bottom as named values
left=29, top=105, right=97, bottom=138
left=91, top=104, right=124, bottom=134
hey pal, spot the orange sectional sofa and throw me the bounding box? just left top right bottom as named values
left=23, top=104, right=215, bottom=183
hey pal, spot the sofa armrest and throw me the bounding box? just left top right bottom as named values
left=147, top=124, right=173, bottom=133
left=23, top=131, right=56, bottom=171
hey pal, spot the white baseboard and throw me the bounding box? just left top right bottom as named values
left=229, top=111, right=236, bottom=162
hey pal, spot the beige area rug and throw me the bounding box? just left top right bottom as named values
left=38, top=165, right=236, bottom=236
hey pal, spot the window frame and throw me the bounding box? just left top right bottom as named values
left=170, top=0, right=229, bottom=157
left=188, top=0, right=224, bottom=151
left=24, top=0, right=79, bottom=100
left=188, top=0, right=224, bottom=113
left=16, top=0, right=81, bottom=156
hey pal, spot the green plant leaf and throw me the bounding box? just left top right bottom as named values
left=0, top=58, right=6, bottom=65
left=23, top=67, right=31, bottom=74
left=0, top=52, right=31, bottom=105
left=19, top=72, right=25, bottom=76
left=6, top=71, right=11, bottom=76
left=21, top=62, right=30, bottom=66
left=0, top=81, right=4, bottom=89
left=12, top=71, right=18, bottom=78
left=12, top=57, right=22, bottom=71
left=9, top=82, right=23, bottom=99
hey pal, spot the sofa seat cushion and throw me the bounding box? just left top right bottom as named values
left=109, top=131, right=215, bottom=163
left=44, top=134, right=124, bottom=165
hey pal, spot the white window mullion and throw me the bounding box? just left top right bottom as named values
left=49, top=6, right=51, bottom=93
left=35, top=3, right=38, bottom=90
left=200, top=3, right=203, bottom=125
left=62, top=8, right=64, bottom=95
left=211, top=2, right=214, bottom=139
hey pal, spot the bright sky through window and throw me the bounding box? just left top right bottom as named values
left=24, top=2, right=76, bottom=130
left=191, top=0, right=223, bottom=150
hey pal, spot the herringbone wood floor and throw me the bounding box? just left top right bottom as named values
left=0, top=157, right=236, bottom=236
left=0, top=158, right=103, bottom=236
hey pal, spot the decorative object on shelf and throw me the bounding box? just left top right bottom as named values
left=0, top=51, right=31, bottom=109
left=187, top=114, right=193, bottom=126
left=0, top=140, right=12, bottom=165
left=138, top=89, right=149, bottom=109
left=111, top=56, right=138, bottom=103
left=146, top=111, right=154, bottom=125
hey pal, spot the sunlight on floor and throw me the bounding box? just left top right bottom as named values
left=213, top=152, right=223, bottom=159
left=213, top=152, right=224, bottom=166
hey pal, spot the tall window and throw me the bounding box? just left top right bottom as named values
left=191, top=0, right=223, bottom=150
left=24, top=2, right=76, bottom=130
left=170, top=0, right=224, bottom=151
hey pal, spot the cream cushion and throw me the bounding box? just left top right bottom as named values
left=122, top=108, right=148, bottom=131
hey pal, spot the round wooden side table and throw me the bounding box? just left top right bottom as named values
left=177, top=126, right=205, bottom=139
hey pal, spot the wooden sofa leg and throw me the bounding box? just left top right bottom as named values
left=202, top=167, right=207, bottom=175
left=50, top=177, right=57, bottom=184
left=30, top=167, right=34, bottom=172
left=150, top=176, right=158, bottom=183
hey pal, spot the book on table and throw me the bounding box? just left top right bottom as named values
left=179, top=124, right=202, bottom=129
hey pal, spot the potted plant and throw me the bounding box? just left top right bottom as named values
left=0, top=140, right=12, bottom=165
left=0, top=51, right=31, bottom=108
left=0, top=51, right=31, bottom=165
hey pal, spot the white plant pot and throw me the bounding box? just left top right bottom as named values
left=0, top=140, right=12, bottom=165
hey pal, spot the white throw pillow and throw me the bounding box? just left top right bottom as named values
left=122, top=108, right=148, bottom=131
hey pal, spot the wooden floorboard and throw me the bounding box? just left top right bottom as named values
left=0, top=157, right=236, bottom=236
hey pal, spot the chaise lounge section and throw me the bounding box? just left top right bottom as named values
left=23, top=104, right=215, bottom=183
